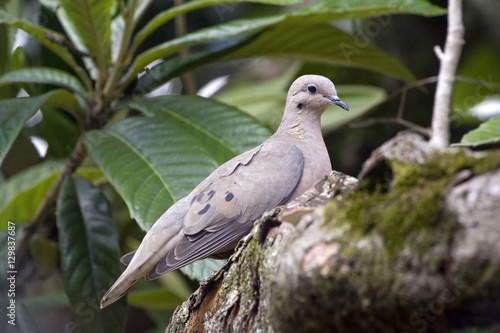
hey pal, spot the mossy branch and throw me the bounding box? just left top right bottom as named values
left=165, top=132, right=500, bottom=333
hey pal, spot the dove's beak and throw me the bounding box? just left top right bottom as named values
left=327, top=96, right=349, bottom=111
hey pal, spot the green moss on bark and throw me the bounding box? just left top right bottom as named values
left=324, top=149, right=500, bottom=262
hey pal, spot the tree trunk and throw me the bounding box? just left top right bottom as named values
left=166, top=132, right=500, bottom=333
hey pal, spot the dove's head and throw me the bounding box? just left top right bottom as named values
left=286, top=75, right=349, bottom=115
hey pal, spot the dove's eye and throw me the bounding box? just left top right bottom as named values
left=307, top=84, right=317, bottom=94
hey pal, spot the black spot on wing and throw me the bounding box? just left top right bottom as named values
left=198, top=203, right=211, bottom=215
left=147, top=221, right=253, bottom=279
left=225, top=191, right=234, bottom=202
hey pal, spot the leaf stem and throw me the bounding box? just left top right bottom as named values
left=42, top=31, right=94, bottom=96
left=101, top=0, right=139, bottom=111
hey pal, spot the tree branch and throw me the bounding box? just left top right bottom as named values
left=15, top=138, right=87, bottom=269
left=430, top=0, right=465, bottom=149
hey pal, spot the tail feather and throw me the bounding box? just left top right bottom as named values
left=100, top=231, right=182, bottom=308
left=120, top=250, right=136, bottom=266
left=100, top=196, right=191, bottom=308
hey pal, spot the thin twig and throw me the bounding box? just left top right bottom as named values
left=346, top=77, right=441, bottom=136
left=396, top=86, right=407, bottom=119
left=174, top=0, right=197, bottom=95
left=347, top=71, right=499, bottom=137
left=456, top=75, right=500, bottom=93
left=359, top=76, right=439, bottom=121
left=15, top=139, right=87, bottom=269
left=430, top=0, right=465, bottom=149
left=351, top=117, right=430, bottom=137
left=44, top=32, right=90, bottom=57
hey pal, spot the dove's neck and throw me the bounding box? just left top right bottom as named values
left=273, top=108, right=332, bottom=201
left=275, top=108, right=323, bottom=143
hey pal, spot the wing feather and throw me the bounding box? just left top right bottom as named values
left=147, top=140, right=304, bottom=278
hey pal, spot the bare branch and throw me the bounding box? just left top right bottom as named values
left=351, top=117, right=430, bottom=137
left=347, top=76, right=439, bottom=137
left=456, top=74, right=500, bottom=94
left=430, top=0, right=465, bottom=149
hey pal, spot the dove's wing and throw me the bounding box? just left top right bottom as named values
left=146, top=140, right=304, bottom=279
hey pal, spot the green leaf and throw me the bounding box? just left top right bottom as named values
left=0, top=161, right=62, bottom=227
left=0, top=9, right=89, bottom=87
left=224, top=23, right=415, bottom=82
left=56, top=176, right=126, bottom=333
left=40, top=108, right=81, bottom=158
left=10, top=46, right=29, bottom=72
left=19, top=289, right=69, bottom=308
left=1, top=46, right=27, bottom=98
left=85, top=95, right=271, bottom=230
left=287, top=0, right=446, bottom=22
left=132, top=0, right=299, bottom=51
left=180, top=258, right=224, bottom=282
left=0, top=90, right=83, bottom=166
left=8, top=47, right=36, bottom=97
left=0, top=93, right=45, bottom=164
left=0, top=161, right=103, bottom=229
left=125, top=0, right=442, bottom=86
left=58, top=0, right=113, bottom=69
left=0, top=67, right=87, bottom=97
left=29, top=234, right=59, bottom=278
left=452, top=41, right=500, bottom=121
left=127, top=288, right=185, bottom=309
left=123, top=15, right=286, bottom=86
left=455, top=116, right=500, bottom=147
left=131, top=40, right=249, bottom=97
left=132, top=95, right=271, bottom=162
left=45, top=90, right=86, bottom=116
left=39, top=0, right=60, bottom=12
left=156, top=270, right=193, bottom=299
left=110, top=14, right=124, bottom=63
left=109, top=0, right=155, bottom=60
left=0, top=0, right=22, bottom=78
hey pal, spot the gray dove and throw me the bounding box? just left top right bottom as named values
left=100, top=75, right=348, bottom=308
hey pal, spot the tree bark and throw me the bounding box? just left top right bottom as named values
left=166, top=132, right=500, bottom=333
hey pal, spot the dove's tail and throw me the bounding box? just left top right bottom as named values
left=100, top=266, right=146, bottom=308
left=100, top=197, right=191, bottom=308
left=100, top=229, right=184, bottom=308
